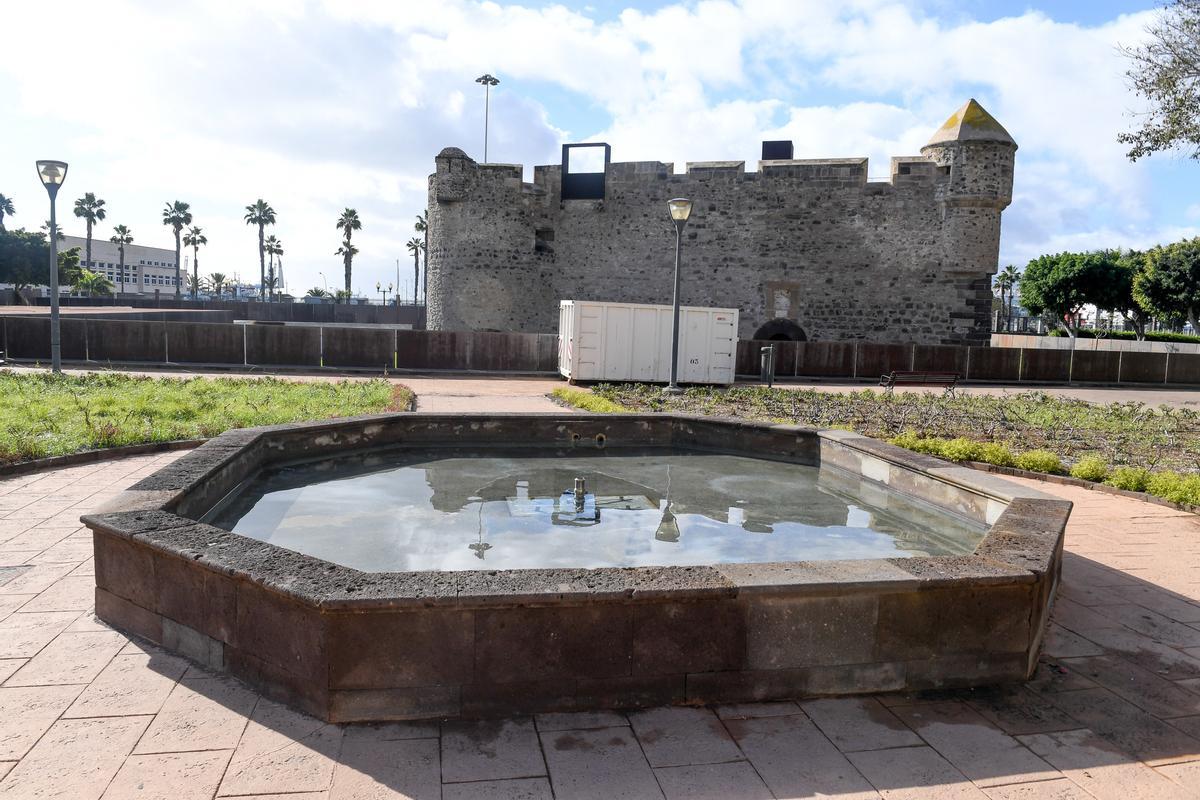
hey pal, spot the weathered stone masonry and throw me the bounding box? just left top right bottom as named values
left=427, top=99, right=1016, bottom=345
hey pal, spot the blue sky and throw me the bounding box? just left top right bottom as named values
left=2, top=0, right=1193, bottom=296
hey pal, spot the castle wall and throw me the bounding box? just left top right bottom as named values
left=427, top=143, right=1014, bottom=345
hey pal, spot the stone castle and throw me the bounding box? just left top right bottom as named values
left=426, top=99, right=1016, bottom=345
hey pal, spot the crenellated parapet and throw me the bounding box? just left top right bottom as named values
left=427, top=99, right=1016, bottom=346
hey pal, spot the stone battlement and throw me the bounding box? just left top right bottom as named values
left=427, top=99, right=1017, bottom=346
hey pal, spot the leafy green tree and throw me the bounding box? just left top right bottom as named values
left=406, top=236, right=423, bottom=306
left=161, top=201, right=192, bottom=299
left=333, top=288, right=353, bottom=304
left=109, top=225, right=134, bottom=293
left=337, top=208, right=361, bottom=294
left=414, top=209, right=428, bottom=304
left=182, top=226, right=207, bottom=298
left=244, top=199, right=275, bottom=300
left=1119, top=1, right=1200, bottom=160
left=0, top=229, right=47, bottom=294
left=306, top=287, right=329, bottom=298
left=994, top=264, right=1021, bottom=331
left=73, top=268, right=113, bottom=298
left=73, top=192, right=107, bottom=272
left=1134, top=238, right=1200, bottom=331
left=1106, top=250, right=1153, bottom=340
left=264, top=235, right=283, bottom=301
left=0, top=194, right=14, bottom=232
left=1020, top=251, right=1123, bottom=338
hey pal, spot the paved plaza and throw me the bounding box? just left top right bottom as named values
left=0, top=451, right=1198, bottom=797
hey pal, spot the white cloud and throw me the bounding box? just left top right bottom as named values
left=0, top=0, right=1180, bottom=295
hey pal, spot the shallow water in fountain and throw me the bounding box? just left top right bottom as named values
left=206, top=447, right=987, bottom=572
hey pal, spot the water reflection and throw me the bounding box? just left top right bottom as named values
left=206, top=447, right=986, bottom=572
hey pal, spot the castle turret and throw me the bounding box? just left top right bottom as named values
left=920, top=99, right=1017, bottom=344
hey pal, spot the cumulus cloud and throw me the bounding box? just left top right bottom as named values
left=0, top=0, right=1187, bottom=293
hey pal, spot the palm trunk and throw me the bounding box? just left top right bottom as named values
left=258, top=225, right=266, bottom=301
left=413, top=253, right=419, bottom=306
left=422, top=228, right=428, bottom=306
left=192, top=246, right=199, bottom=298
left=85, top=219, right=93, bottom=275
left=174, top=230, right=182, bottom=299
left=344, top=255, right=352, bottom=296
left=118, top=245, right=124, bottom=296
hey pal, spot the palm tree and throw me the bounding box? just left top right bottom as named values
left=995, top=264, right=1021, bottom=332
left=406, top=237, right=423, bottom=306
left=182, top=226, right=207, bottom=298
left=335, top=240, right=359, bottom=297
left=244, top=199, right=276, bottom=300
left=73, top=193, right=107, bottom=272
left=41, top=220, right=64, bottom=241
left=306, top=287, right=329, bottom=298
left=0, top=194, right=14, bottom=232
left=161, top=201, right=192, bottom=299
left=207, top=272, right=228, bottom=297
left=336, top=208, right=361, bottom=293
left=264, top=235, right=283, bottom=302
left=414, top=209, right=428, bottom=304
left=73, top=269, right=114, bottom=298
left=109, top=225, right=133, bottom=293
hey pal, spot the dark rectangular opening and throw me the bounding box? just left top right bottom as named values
left=761, top=140, right=794, bottom=160
left=561, top=143, right=611, bottom=201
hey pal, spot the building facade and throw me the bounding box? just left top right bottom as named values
left=62, top=235, right=180, bottom=295
left=426, top=99, right=1017, bottom=345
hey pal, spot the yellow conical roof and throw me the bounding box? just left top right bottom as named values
left=924, top=99, right=1016, bottom=147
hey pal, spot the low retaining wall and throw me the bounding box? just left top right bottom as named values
left=991, top=333, right=1200, bottom=355
left=35, top=297, right=426, bottom=327
left=735, top=339, right=1200, bottom=385
left=0, top=316, right=558, bottom=373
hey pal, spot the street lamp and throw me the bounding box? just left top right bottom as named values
left=475, top=73, right=499, bottom=163
left=36, top=160, right=68, bottom=374
left=376, top=281, right=392, bottom=306
left=664, top=197, right=693, bottom=395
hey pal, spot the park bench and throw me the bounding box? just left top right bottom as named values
left=879, top=370, right=959, bottom=397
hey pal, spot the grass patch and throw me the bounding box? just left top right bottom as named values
left=0, top=371, right=411, bottom=464
left=551, top=387, right=630, bottom=414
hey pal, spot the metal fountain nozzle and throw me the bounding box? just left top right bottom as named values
left=573, top=477, right=586, bottom=511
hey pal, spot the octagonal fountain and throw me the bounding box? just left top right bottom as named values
left=82, top=414, right=1070, bottom=722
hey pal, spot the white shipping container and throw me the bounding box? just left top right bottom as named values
left=558, top=300, right=738, bottom=384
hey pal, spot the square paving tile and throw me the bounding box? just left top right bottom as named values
left=541, top=726, right=663, bottom=800
left=101, top=750, right=230, bottom=800
left=535, top=711, right=627, bottom=732
left=330, top=736, right=439, bottom=800
left=442, top=719, right=545, bottom=784
left=0, top=685, right=85, bottom=760
left=218, top=698, right=342, bottom=797
left=801, top=696, right=923, bottom=752
left=627, top=706, right=742, bottom=768
left=891, top=702, right=1057, bottom=787
left=442, top=777, right=554, bottom=800
left=5, top=630, right=125, bottom=686
left=135, top=674, right=258, bottom=754
left=0, top=715, right=150, bottom=800
left=1019, top=729, right=1192, bottom=800
left=654, top=761, right=772, bottom=800
left=65, top=650, right=189, bottom=719
left=18, top=576, right=95, bottom=613
left=0, top=610, right=78, bottom=659
left=725, top=714, right=880, bottom=799
left=847, top=745, right=989, bottom=799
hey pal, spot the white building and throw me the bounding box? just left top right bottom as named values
left=61, top=235, right=180, bottom=296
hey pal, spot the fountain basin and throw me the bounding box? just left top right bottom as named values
left=82, top=414, right=1070, bottom=722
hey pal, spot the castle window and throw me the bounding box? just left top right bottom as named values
left=898, top=164, right=911, bottom=175
left=535, top=228, right=555, bottom=254
left=939, top=165, right=951, bottom=175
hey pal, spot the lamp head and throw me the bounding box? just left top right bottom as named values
left=36, top=160, right=68, bottom=197
left=475, top=73, right=499, bottom=86
left=667, top=197, right=693, bottom=227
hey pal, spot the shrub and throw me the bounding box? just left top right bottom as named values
left=975, top=442, right=1016, bottom=467
left=939, top=437, right=982, bottom=462
left=1014, top=449, right=1065, bottom=474
left=1105, top=466, right=1150, bottom=492
left=1144, top=471, right=1200, bottom=505
left=1069, top=455, right=1109, bottom=482
left=551, top=387, right=629, bottom=414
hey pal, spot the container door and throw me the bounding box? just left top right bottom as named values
left=656, top=307, right=673, bottom=382
left=603, top=305, right=633, bottom=380
left=632, top=306, right=661, bottom=381
left=709, top=310, right=736, bottom=384
left=558, top=302, right=571, bottom=378
left=680, top=309, right=710, bottom=383
left=577, top=304, right=603, bottom=380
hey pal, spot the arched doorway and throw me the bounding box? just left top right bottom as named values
left=753, top=318, right=808, bottom=341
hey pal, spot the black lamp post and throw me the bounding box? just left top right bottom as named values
left=475, top=74, right=499, bottom=163
left=664, top=197, right=693, bottom=394
left=36, top=160, right=68, bottom=374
